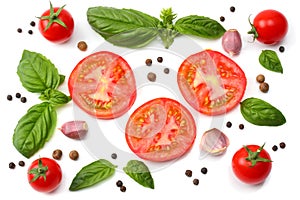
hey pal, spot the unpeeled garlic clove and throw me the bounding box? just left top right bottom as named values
left=58, top=120, right=88, bottom=140
left=222, top=29, right=242, bottom=56
left=199, top=128, right=230, bottom=156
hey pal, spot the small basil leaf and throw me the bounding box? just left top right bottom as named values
left=39, top=88, right=71, bottom=106
left=58, top=74, right=66, bottom=86
left=13, top=102, right=57, bottom=158
left=240, top=97, right=286, bottom=126
left=175, top=15, right=226, bottom=39
left=259, top=50, right=283, bottom=73
left=17, top=50, right=61, bottom=93
left=123, top=160, right=154, bottom=189
left=69, top=159, right=117, bottom=191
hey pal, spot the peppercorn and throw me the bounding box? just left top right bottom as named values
left=30, top=21, right=36, bottom=27
left=120, top=185, right=126, bottom=192
left=193, top=178, right=199, bottom=185
left=9, top=162, right=16, bottom=169
left=272, top=145, right=278, bottom=151
left=259, top=82, right=269, bottom=93
left=256, top=74, right=265, bottom=83
left=20, top=96, right=27, bottom=103
left=200, top=167, right=207, bottom=174
left=185, top=169, right=193, bottom=177
left=157, top=56, right=163, bottom=63
left=7, top=95, right=13, bottom=101
left=77, top=41, right=88, bottom=51
left=17, top=28, right=22, bottom=33
left=111, top=153, right=117, bottom=159
left=69, top=150, right=79, bottom=160
left=279, top=46, right=285, bottom=53
left=116, top=180, right=123, bottom=187
left=279, top=142, right=286, bottom=149
left=163, top=68, right=170, bottom=74
left=18, top=161, right=25, bottom=167
left=226, top=121, right=232, bottom=128
left=145, top=58, right=152, bottom=66
left=52, top=149, right=63, bottom=160
left=15, top=93, right=21, bottom=98
left=230, top=6, right=236, bottom=12
left=147, top=72, right=156, bottom=82
left=28, top=30, right=33, bottom=35
left=220, top=16, right=225, bottom=22
left=238, top=124, right=244, bottom=130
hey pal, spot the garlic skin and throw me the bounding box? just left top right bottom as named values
left=199, top=128, right=230, bottom=156
left=222, top=29, right=242, bottom=56
left=59, top=120, right=88, bottom=140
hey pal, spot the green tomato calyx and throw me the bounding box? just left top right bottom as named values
left=28, top=158, right=49, bottom=183
left=247, top=15, right=259, bottom=41
left=244, top=143, right=272, bottom=167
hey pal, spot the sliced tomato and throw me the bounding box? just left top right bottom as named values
left=177, top=49, right=246, bottom=115
left=68, top=51, right=137, bottom=119
left=125, top=98, right=196, bottom=162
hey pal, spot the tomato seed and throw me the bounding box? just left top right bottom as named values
left=272, top=145, right=278, bottom=151
left=193, top=178, right=199, bottom=185
left=7, top=95, right=13, bottom=101
left=147, top=72, right=156, bottom=82
left=200, top=167, right=208, bottom=174
left=226, top=121, right=232, bottom=128
left=18, top=161, right=25, bottom=167
left=9, top=162, right=16, bottom=169
left=185, top=169, right=193, bottom=177
left=145, top=58, right=152, bottom=66
left=116, top=180, right=123, bottom=187
left=120, top=185, right=126, bottom=192
left=220, top=16, right=225, bottom=22
left=279, top=46, right=285, bottom=53
left=69, top=150, right=79, bottom=160
left=157, top=56, right=163, bottom=63
left=279, top=142, right=286, bottom=149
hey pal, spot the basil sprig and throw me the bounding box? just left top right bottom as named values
left=240, top=97, right=286, bottom=126
left=69, top=159, right=117, bottom=191
left=259, top=50, right=283, bottom=73
left=13, top=50, right=71, bottom=158
left=123, top=160, right=154, bottom=189
left=87, top=7, right=225, bottom=48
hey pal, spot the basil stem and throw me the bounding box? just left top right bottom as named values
left=13, top=102, right=57, bottom=158
left=123, top=160, right=154, bottom=189
left=259, top=50, right=283, bottom=73
left=240, top=97, right=286, bottom=126
left=69, top=159, right=117, bottom=191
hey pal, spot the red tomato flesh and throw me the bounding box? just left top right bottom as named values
left=125, top=98, right=196, bottom=162
left=68, top=51, right=137, bottom=119
left=177, top=49, right=246, bottom=115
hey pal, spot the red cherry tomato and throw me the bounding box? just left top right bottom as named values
left=38, top=2, right=74, bottom=43
left=232, top=144, right=272, bottom=185
left=248, top=9, right=288, bottom=45
left=125, top=98, right=196, bottom=162
left=27, top=157, right=62, bottom=193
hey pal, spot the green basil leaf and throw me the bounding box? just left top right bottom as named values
left=175, top=15, right=226, bottom=39
left=13, top=102, right=57, bottom=158
left=123, top=160, right=154, bottom=189
left=58, top=74, right=66, bottom=86
left=69, top=159, right=117, bottom=191
left=39, top=88, right=71, bottom=106
left=259, top=50, right=283, bottom=73
left=240, top=97, right=286, bottom=126
left=87, top=6, right=159, bottom=47
left=17, top=50, right=61, bottom=93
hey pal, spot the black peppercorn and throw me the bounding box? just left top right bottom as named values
left=7, top=95, right=13, bottom=101
left=279, top=142, right=286, bottom=149
left=185, top=169, right=193, bottom=177
left=279, top=46, right=285, bottom=53
left=17, top=28, right=22, bottom=33
left=111, top=153, right=117, bottom=159
left=220, top=16, right=225, bottom=22
left=15, top=93, right=21, bottom=98
left=9, top=162, right=16, bottom=169
left=157, top=56, right=163, bottom=63
left=226, top=121, right=232, bottom=128
left=30, top=21, right=36, bottom=27
left=230, top=6, right=236, bottom=12
left=239, top=124, right=244, bottom=130
left=201, top=167, right=207, bottom=174
left=272, top=145, right=278, bottom=151
left=20, top=96, right=27, bottom=103
left=116, top=180, right=123, bottom=187
left=28, top=30, right=33, bottom=35
left=163, top=68, right=170, bottom=74
left=145, top=59, right=152, bottom=66
left=18, top=161, right=25, bottom=167
left=193, top=178, right=199, bottom=185
left=120, top=185, right=126, bottom=192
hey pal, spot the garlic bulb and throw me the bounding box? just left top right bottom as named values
left=199, top=128, right=230, bottom=156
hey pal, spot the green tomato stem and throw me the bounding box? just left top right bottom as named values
left=244, top=143, right=272, bottom=167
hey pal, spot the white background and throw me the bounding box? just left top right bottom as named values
left=0, top=0, right=298, bottom=199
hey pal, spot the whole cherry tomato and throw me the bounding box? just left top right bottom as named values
left=27, top=157, right=62, bottom=193
left=248, top=9, right=288, bottom=45
left=38, top=2, right=74, bottom=43
left=232, top=144, right=272, bottom=185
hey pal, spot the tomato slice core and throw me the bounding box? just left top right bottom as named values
left=68, top=51, right=137, bottom=119
left=177, top=49, right=246, bottom=115
left=125, top=98, right=196, bottom=162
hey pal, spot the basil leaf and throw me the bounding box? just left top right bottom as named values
left=13, top=102, right=57, bottom=158
left=175, top=15, right=226, bottom=39
left=17, top=50, right=61, bottom=93
left=69, top=159, right=117, bottom=191
left=259, top=50, right=283, bottom=73
left=87, top=6, right=160, bottom=46
left=58, top=74, right=66, bottom=86
left=240, top=97, right=286, bottom=126
left=39, top=88, right=71, bottom=106
left=123, top=160, right=154, bottom=189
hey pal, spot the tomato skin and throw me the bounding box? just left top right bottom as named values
left=27, top=157, right=62, bottom=193
left=38, top=7, right=74, bottom=43
left=177, top=49, right=246, bottom=116
left=232, top=145, right=272, bottom=185
left=125, top=98, right=196, bottom=162
left=68, top=51, right=136, bottom=119
left=251, top=9, right=288, bottom=45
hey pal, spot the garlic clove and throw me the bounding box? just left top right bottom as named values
left=222, top=29, right=242, bottom=56
left=58, top=120, right=88, bottom=140
left=199, top=128, right=230, bottom=156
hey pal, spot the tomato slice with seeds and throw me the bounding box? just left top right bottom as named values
left=68, top=51, right=137, bottom=119
left=177, top=49, right=246, bottom=115
left=125, top=98, right=196, bottom=162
